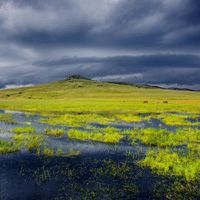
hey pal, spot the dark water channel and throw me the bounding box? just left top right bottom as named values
left=0, top=110, right=199, bottom=200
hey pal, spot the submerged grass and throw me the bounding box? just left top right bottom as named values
left=37, top=147, right=81, bottom=157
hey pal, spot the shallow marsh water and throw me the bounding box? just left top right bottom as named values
left=0, top=110, right=199, bottom=200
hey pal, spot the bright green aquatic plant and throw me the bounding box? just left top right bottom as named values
left=115, top=113, right=150, bottom=123
left=39, top=113, right=114, bottom=127
left=0, top=140, right=20, bottom=154
left=13, top=134, right=44, bottom=151
left=9, top=126, right=36, bottom=134
left=0, top=113, right=17, bottom=124
left=138, top=148, right=200, bottom=182
left=44, top=128, right=65, bottom=137
left=154, top=113, right=200, bottom=126
left=128, top=128, right=200, bottom=147
left=68, top=129, right=103, bottom=142
left=67, top=128, right=123, bottom=144
left=43, top=147, right=54, bottom=157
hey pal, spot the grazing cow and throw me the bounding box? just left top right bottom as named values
left=143, top=101, right=148, bottom=104
left=163, top=100, right=168, bottom=104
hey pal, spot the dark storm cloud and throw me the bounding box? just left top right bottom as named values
left=1, top=0, right=200, bottom=49
left=0, top=0, right=199, bottom=89
left=35, top=54, right=200, bottom=69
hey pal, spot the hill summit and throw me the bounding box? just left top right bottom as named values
left=66, top=74, right=90, bottom=80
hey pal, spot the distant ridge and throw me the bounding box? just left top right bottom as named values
left=107, top=81, right=200, bottom=92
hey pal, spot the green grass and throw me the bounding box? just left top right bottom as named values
left=9, top=126, right=36, bottom=134
left=127, top=128, right=200, bottom=147
left=154, top=113, right=200, bottom=126
left=138, top=148, right=200, bottom=182
left=44, top=128, right=65, bottom=137
left=13, top=134, right=44, bottom=151
left=0, top=113, right=17, bottom=124
left=0, top=140, right=20, bottom=154
left=0, top=78, right=199, bottom=115
left=40, top=113, right=114, bottom=127
left=68, top=127, right=124, bottom=144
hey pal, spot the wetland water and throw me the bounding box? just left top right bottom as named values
left=0, top=110, right=199, bottom=199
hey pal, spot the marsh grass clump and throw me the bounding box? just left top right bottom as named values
left=0, top=113, right=17, bottom=124
left=68, top=129, right=103, bottom=142
left=154, top=113, right=200, bottom=126
left=10, top=126, right=36, bottom=134
left=68, top=127, right=124, bottom=144
left=13, top=134, right=44, bottom=151
left=44, top=128, right=65, bottom=137
left=0, top=140, right=20, bottom=154
left=138, top=148, right=200, bottom=182
left=128, top=128, right=200, bottom=147
left=43, top=147, right=54, bottom=157
left=115, top=113, right=150, bottom=123
left=39, top=113, right=114, bottom=127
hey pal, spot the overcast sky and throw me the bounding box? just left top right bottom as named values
left=0, top=0, right=200, bottom=89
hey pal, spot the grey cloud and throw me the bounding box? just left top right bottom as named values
left=0, top=0, right=199, bottom=89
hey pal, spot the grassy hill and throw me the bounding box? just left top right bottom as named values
left=0, top=77, right=199, bottom=113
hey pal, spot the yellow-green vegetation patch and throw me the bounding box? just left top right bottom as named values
left=115, top=113, right=150, bottom=123
left=154, top=113, right=200, bottom=126
left=127, top=128, right=200, bottom=147
left=44, top=128, right=65, bottom=137
left=13, top=134, right=44, bottom=151
left=9, top=126, right=36, bottom=134
left=0, top=113, right=17, bottom=124
left=40, top=113, right=114, bottom=127
left=0, top=140, right=20, bottom=154
left=187, top=143, right=200, bottom=154
left=68, top=127, right=124, bottom=144
left=138, top=148, right=200, bottom=182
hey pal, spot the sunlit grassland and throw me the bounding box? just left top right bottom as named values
left=0, top=78, right=199, bottom=114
